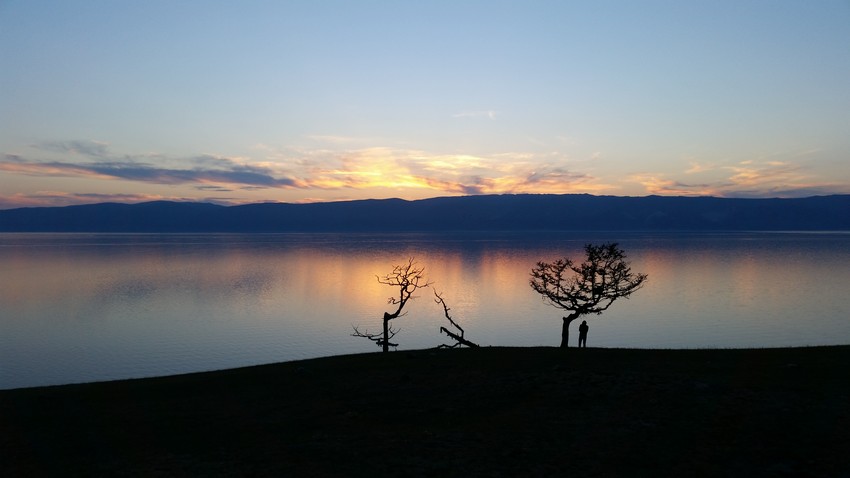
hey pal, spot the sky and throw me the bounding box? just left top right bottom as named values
left=1, top=0, right=849, bottom=209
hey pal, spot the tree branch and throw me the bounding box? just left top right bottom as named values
left=378, top=258, right=432, bottom=319
left=434, top=290, right=479, bottom=348
left=354, top=257, right=432, bottom=352
left=529, top=243, right=647, bottom=317
left=352, top=325, right=399, bottom=349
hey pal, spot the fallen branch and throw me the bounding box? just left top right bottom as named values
left=439, top=326, right=479, bottom=348
left=434, top=290, right=479, bottom=348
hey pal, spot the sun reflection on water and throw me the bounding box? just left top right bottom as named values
left=1, top=232, right=849, bottom=389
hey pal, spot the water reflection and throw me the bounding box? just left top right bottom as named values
left=1, top=232, right=849, bottom=389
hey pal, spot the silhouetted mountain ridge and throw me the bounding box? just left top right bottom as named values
left=1, top=194, right=848, bottom=232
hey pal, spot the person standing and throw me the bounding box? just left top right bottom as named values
left=578, top=320, right=589, bottom=348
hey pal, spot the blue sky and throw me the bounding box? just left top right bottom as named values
left=1, top=0, right=849, bottom=208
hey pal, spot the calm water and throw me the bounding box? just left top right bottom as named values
left=1, top=232, right=849, bottom=389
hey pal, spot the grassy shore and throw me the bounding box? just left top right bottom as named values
left=2, top=346, right=849, bottom=477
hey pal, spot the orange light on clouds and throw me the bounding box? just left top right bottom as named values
left=2, top=137, right=847, bottom=209
left=266, top=147, right=611, bottom=197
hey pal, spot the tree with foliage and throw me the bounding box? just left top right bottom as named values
left=530, top=243, right=647, bottom=348
left=353, top=258, right=431, bottom=352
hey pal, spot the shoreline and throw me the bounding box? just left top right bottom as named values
left=3, top=345, right=849, bottom=476
left=4, top=343, right=847, bottom=392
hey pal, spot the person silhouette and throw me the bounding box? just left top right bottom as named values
left=578, top=320, right=589, bottom=348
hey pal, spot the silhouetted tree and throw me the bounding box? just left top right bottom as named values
left=434, top=290, right=479, bottom=348
left=353, top=258, right=431, bottom=352
left=530, top=243, right=647, bottom=348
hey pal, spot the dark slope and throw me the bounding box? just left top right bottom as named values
left=1, top=194, right=848, bottom=232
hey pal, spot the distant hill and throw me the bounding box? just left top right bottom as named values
left=1, top=194, right=848, bottom=232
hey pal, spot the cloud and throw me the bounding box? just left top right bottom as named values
left=403, top=155, right=607, bottom=196
left=419, top=176, right=492, bottom=195
left=684, top=161, right=715, bottom=174
left=632, top=159, right=849, bottom=198
left=34, top=140, right=110, bottom=157
left=524, top=167, right=589, bottom=186
left=717, top=185, right=846, bottom=199
left=725, top=161, right=802, bottom=188
left=240, top=146, right=612, bottom=196
left=195, top=185, right=234, bottom=192
left=14, top=140, right=844, bottom=207
left=630, top=174, right=718, bottom=196
left=0, top=155, right=301, bottom=189
left=0, top=140, right=618, bottom=207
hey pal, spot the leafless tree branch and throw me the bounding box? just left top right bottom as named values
left=434, top=290, right=479, bottom=348
left=353, top=258, right=432, bottom=352
left=351, top=325, right=399, bottom=349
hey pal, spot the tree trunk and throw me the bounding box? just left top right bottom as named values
left=382, top=315, right=389, bottom=353
left=560, top=314, right=580, bottom=348
left=560, top=318, right=569, bottom=348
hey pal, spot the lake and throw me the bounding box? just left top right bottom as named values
left=1, top=231, right=849, bottom=389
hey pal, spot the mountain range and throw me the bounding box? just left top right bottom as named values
left=1, top=194, right=848, bottom=232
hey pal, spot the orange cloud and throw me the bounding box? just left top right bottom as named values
left=281, top=147, right=612, bottom=196
left=629, top=174, right=718, bottom=196
left=632, top=159, right=848, bottom=198
left=0, top=141, right=637, bottom=208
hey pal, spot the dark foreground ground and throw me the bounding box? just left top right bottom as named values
left=2, top=346, right=849, bottom=477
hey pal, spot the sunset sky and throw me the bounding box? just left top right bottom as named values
left=1, top=1, right=849, bottom=209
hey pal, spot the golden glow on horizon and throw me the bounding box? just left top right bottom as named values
left=1, top=141, right=846, bottom=209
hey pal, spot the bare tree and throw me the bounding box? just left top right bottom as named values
left=530, top=243, right=647, bottom=348
left=434, top=290, right=478, bottom=348
left=353, top=258, right=431, bottom=352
